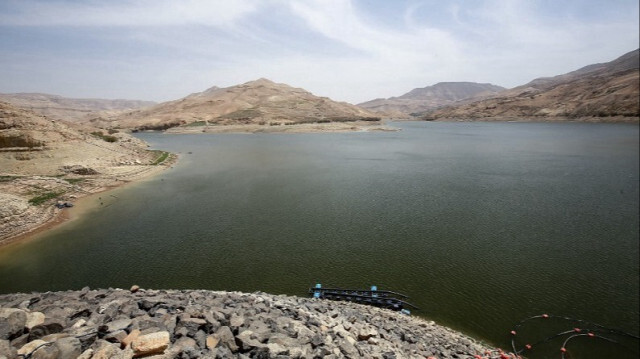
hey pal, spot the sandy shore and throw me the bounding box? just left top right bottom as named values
left=165, top=120, right=398, bottom=134
left=429, top=115, right=640, bottom=123
left=0, top=155, right=176, bottom=249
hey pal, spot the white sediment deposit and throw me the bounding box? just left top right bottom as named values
left=0, top=288, right=504, bottom=359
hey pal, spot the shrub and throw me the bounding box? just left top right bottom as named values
left=91, top=131, right=118, bottom=143
left=29, top=191, right=65, bottom=206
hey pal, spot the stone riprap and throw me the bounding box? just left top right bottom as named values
left=0, top=288, right=504, bottom=359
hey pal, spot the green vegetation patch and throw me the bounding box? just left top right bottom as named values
left=90, top=131, right=118, bottom=143
left=0, top=175, right=21, bottom=182
left=220, top=109, right=262, bottom=120
left=186, top=121, right=208, bottom=127
left=0, top=134, right=43, bottom=148
left=150, top=150, right=170, bottom=165
left=29, top=191, right=65, bottom=206
left=65, top=178, right=85, bottom=184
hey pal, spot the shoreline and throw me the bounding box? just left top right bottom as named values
left=427, top=115, right=640, bottom=123
left=164, top=120, right=399, bottom=134
left=0, top=157, right=176, bottom=249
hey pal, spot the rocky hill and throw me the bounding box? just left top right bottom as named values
left=0, top=288, right=498, bottom=359
left=0, top=101, right=172, bottom=244
left=358, top=82, right=505, bottom=117
left=426, top=49, right=640, bottom=120
left=0, top=93, right=155, bottom=122
left=94, top=79, right=380, bottom=131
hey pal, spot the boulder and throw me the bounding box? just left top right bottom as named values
left=0, top=339, right=16, bottom=359
left=173, top=336, right=197, bottom=353
left=229, top=313, right=245, bottom=328
left=76, top=349, right=94, bottom=359
left=28, top=321, right=64, bottom=341
left=176, top=317, right=206, bottom=337
left=204, top=334, right=219, bottom=350
left=105, top=318, right=132, bottom=333
left=339, top=338, right=360, bottom=358
left=54, top=337, right=83, bottom=359
left=0, top=308, right=27, bottom=340
left=104, top=329, right=128, bottom=344
left=194, top=330, right=207, bottom=349
left=358, top=327, right=379, bottom=341
left=130, top=331, right=170, bottom=357
left=25, top=312, right=46, bottom=330
left=29, top=343, right=59, bottom=359
left=213, top=326, right=237, bottom=352
left=235, top=330, right=263, bottom=351
left=121, top=329, right=140, bottom=348
left=17, top=339, right=47, bottom=356
left=92, top=340, right=127, bottom=359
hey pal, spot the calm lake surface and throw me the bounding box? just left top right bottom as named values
left=1, top=122, right=638, bottom=358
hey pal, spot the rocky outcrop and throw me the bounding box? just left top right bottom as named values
left=0, top=288, right=502, bottom=359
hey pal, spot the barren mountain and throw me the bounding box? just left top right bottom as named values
left=358, top=82, right=505, bottom=116
left=0, top=101, right=171, bottom=244
left=97, top=79, right=380, bottom=131
left=0, top=93, right=155, bottom=122
left=426, top=49, right=640, bottom=120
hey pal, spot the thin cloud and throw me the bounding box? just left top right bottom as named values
left=0, top=0, right=637, bottom=103
left=0, top=0, right=259, bottom=27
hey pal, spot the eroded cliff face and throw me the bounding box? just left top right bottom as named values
left=0, top=288, right=497, bottom=359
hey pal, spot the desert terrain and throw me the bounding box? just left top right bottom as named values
left=0, top=102, right=174, bottom=246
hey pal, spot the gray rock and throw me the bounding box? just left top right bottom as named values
left=28, top=321, right=64, bottom=341
left=213, top=326, right=237, bottom=352
left=194, top=330, right=207, bottom=349
left=229, top=314, right=245, bottom=329
left=91, top=340, right=125, bottom=359
left=29, top=343, right=59, bottom=359
left=175, top=326, right=189, bottom=338
left=339, top=338, right=360, bottom=358
left=131, top=315, right=165, bottom=332
left=54, top=337, right=83, bottom=359
left=0, top=308, right=26, bottom=340
left=105, top=318, right=132, bottom=332
left=0, top=339, right=16, bottom=359
left=104, top=329, right=128, bottom=344
left=17, top=340, right=48, bottom=357
left=10, top=333, right=29, bottom=350
left=176, top=317, right=206, bottom=337
left=174, top=336, right=198, bottom=355
left=0, top=289, right=500, bottom=359
left=77, top=348, right=94, bottom=359
left=236, top=330, right=264, bottom=351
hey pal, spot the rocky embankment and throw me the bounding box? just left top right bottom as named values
left=0, top=288, right=504, bottom=359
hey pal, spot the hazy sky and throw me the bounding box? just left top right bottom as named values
left=1, top=0, right=638, bottom=104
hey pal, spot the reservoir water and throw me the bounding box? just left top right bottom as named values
left=1, top=122, right=638, bottom=358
